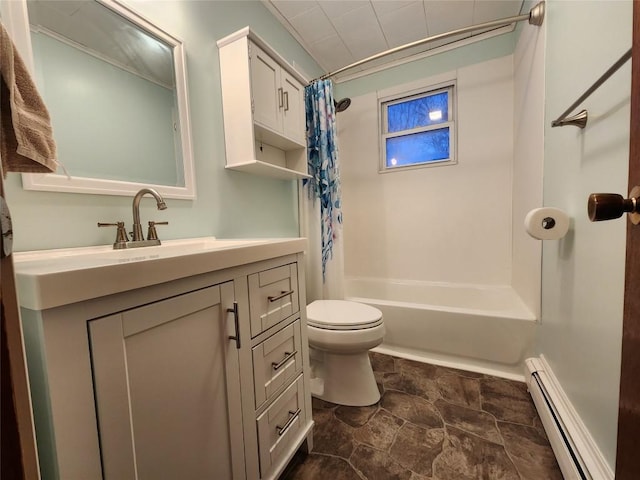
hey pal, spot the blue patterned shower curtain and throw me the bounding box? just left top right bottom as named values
left=305, top=79, right=342, bottom=282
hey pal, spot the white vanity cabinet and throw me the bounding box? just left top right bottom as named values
left=15, top=240, right=313, bottom=480
left=218, top=27, right=309, bottom=180
left=88, top=282, right=242, bottom=480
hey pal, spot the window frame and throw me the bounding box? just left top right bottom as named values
left=379, top=81, right=457, bottom=173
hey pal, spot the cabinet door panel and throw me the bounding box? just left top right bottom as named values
left=281, top=71, right=305, bottom=143
left=89, top=283, right=241, bottom=480
left=250, top=42, right=281, bottom=132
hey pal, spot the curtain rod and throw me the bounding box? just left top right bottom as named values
left=312, top=1, right=545, bottom=83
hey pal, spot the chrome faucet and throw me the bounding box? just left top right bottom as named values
left=132, top=188, right=167, bottom=242
left=98, top=188, right=168, bottom=249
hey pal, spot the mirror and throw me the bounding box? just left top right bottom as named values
left=20, top=0, right=195, bottom=199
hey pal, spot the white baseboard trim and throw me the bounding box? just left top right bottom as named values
left=525, top=356, right=614, bottom=480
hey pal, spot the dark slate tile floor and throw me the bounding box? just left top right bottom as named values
left=281, top=352, right=562, bottom=480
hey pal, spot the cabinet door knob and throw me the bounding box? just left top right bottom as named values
left=278, top=87, right=283, bottom=108
left=587, top=186, right=640, bottom=224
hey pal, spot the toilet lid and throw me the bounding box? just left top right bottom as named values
left=306, top=300, right=383, bottom=331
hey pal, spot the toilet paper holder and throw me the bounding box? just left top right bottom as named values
left=525, top=207, right=570, bottom=240
left=587, top=186, right=640, bottom=225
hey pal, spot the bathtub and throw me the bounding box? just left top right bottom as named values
left=344, top=278, right=538, bottom=379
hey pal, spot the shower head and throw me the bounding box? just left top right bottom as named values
left=334, top=97, right=351, bottom=113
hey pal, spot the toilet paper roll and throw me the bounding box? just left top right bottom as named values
left=524, top=207, right=570, bottom=240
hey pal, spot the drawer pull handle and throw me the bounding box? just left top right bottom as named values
left=276, top=408, right=301, bottom=436
left=272, top=350, right=297, bottom=371
left=227, top=302, right=240, bottom=349
left=268, top=290, right=294, bottom=302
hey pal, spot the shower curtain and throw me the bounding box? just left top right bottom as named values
left=303, top=79, right=344, bottom=301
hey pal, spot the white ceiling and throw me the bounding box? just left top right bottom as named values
left=263, top=0, right=524, bottom=79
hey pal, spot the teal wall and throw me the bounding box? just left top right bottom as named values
left=538, top=0, right=631, bottom=469
left=4, top=0, right=322, bottom=252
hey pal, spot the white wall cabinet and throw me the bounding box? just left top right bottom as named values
left=19, top=249, right=313, bottom=480
left=218, top=27, right=309, bottom=180
left=250, top=42, right=305, bottom=143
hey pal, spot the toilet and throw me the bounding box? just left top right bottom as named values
left=306, top=300, right=385, bottom=406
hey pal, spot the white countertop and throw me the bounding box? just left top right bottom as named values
left=13, top=237, right=307, bottom=310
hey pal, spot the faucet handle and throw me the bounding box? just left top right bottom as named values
left=147, top=221, right=168, bottom=241
left=98, top=222, right=129, bottom=249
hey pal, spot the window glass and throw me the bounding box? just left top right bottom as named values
left=380, top=84, right=455, bottom=172
left=385, top=127, right=450, bottom=168
left=387, top=92, right=448, bottom=132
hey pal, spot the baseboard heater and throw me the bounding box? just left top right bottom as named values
left=525, top=357, right=614, bottom=480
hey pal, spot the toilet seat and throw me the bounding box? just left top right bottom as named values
left=307, top=300, right=383, bottom=331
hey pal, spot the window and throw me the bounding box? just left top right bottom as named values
left=380, top=84, right=456, bottom=171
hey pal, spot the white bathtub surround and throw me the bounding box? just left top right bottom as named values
left=339, top=58, right=515, bottom=288
left=512, top=11, right=545, bottom=318
left=525, top=356, right=614, bottom=480
left=345, top=277, right=536, bottom=379
left=336, top=47, right=545, bottom=379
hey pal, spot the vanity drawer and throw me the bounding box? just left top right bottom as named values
left=256, top=375, right=305, bottom=477
left=249, top=263, right=299, bottom=337
left=252, top=319, right=302, bottom=409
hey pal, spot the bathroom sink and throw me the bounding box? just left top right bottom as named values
left=14, top=237, right=271, bottom=270
left=13, top=237, right=307, bottom=310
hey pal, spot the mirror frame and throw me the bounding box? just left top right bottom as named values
left=3, top=0, right=196, bottom=200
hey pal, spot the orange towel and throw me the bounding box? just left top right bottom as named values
left=0, top=22, right=57, bottom=177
